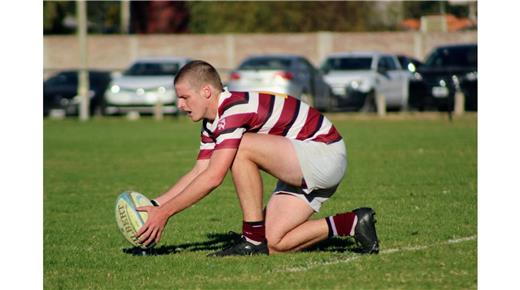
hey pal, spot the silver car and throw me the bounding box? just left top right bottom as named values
left=321, top=52, right=410, bottom=111
left=104, top=56, right=191, bottom=115
left=227, top=54, right=334, bottom=111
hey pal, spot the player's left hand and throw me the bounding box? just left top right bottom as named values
left=135, top=206, right=169, bottom=247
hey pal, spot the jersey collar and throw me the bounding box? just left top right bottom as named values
left=206, top=87, right=231, bottom=131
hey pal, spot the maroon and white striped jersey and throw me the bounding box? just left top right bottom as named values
left=197, top=89, right=342, bottom=159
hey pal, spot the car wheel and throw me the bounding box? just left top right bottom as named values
left=91, top=98, right=107, bottom=116
left=328, top=92, right=338, bottom=112
left=323, top=87, right=336, bottom=112
left=92, top=105, right=104, bottom=116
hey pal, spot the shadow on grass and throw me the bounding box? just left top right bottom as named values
left=123, top=232, right=360, bottom=256
left=305, top=236, right=358, bottom=253
left=123, top=232, right=239, bottom=256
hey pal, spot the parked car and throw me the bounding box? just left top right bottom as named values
left=409, top=44, right=477, bottom=112
left=397, top=55, right=423, bottom=74
left=104, top=56, right=191, bottom=115
left=43, top=70, right=112, bottom=116
left=227, top=54, right=334, bottom=111
left=321, top=52, right=410, bottom=111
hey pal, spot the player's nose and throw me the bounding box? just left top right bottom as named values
left=177, top=99, right=187, bottom=111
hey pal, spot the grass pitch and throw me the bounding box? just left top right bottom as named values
left=44, top=113, right=477, bottom=289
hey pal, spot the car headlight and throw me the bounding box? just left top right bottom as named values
left=350, top=80, right=362, bottom=90
left=349, top=79, right=371, bottom=93
left=465, top=71, right=477, bottom=81
left=60, top=98, right=71, bottom=106
left=110, top=85, right=120, bottom=93
left=407, top=63, right=417, bottom=72
left=158, top=86, right=166, bottom=94
left=451, top=75, right=460, bottom=87
left=411, top=72, right=423, bottom=81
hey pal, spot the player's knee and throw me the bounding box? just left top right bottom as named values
left=267, top=240, right=287, bottom=254
left=234, top=133, right=255, bottom=161
left=266, top=232, right=288, bottom=253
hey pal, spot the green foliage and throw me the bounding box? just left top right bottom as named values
left=86, top=1, right=121, bottom=34
left=402, top=1, right=471, bottom=19
left=43, top=1, right=75, bottom=34
left=43, top=1, right=475, bottom=34
left=44, top=1, right=122, bottom=34
left=44, top=115, right=477, bottom=289
left=188, top=1, right=380, bottom=33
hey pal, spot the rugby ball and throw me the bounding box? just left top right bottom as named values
left=115, top=191, right=155, bottom=248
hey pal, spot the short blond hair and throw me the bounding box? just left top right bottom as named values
left=174, top=60, right=223, bottom=91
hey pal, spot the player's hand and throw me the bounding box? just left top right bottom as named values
left=135, top=205, right=169, bottom=247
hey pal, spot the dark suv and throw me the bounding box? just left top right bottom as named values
left=44, top=70, right=112, bottom=116
left=409, top=44, right=477, bottom=111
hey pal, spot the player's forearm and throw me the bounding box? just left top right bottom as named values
left=160, top=170, right=223, bottom=218
left=154, top=160, right=209, bottom=205
left=154, top=169, right=199, bottom=205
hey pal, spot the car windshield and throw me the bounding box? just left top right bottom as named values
left=322, top=57, right=373, bottom=71
left=124, top=62, right=180, bottom=76
left=397, top=56, right=409, bottom=67
left=239, top=58, right=292, bottom=70
left=45, top=72, right=77, bottom=86
left=425, top=46, right=477, bottom=68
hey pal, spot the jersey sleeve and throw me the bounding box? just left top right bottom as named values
left=212, top=111, right=254, bottom=151
left=214, top=127, right=247, bottom=150
left=197, top=129, right=215, bottom=160
left=197, top=92, right=256, bottom=158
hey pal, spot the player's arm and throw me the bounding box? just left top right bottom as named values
left=135, top=148, right=237, bottom=245
left=153, top=159, right=210, bottom=206
left=159, top=148, right=236, bottom=216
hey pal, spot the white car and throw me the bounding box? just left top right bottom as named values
left=321, top=52, right=410, bottom=111
left=104, top=57, right=191, bottom=115
left=227, top=54, right=334, bottom=111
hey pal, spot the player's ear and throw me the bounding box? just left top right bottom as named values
left=201, top=84, right=212, bottom=100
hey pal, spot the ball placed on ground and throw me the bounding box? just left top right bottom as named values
left=115, top=191, right=155, bottom=249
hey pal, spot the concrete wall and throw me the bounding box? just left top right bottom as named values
left=44, top=31, right=477, bottom=79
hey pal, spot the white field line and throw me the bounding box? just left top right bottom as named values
left=280, top=235, right=477, bottom=273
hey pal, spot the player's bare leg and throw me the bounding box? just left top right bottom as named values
left=209, top=133, right=304, bottom=256
left=228, top=133, right=345, bottom=254
left=231, top=133, right=303, bottom=222
left=228, top=133, right=351, bottom=254
left=212, top=133, right=379, bottom=256
left=265, top=194, right=329, bottom=253
left=230, top=150, right=264, bottom=222
left=265, top=195, right=380, bottom=254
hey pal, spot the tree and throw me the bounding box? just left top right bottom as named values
left=187, top=1, right=383, bottom=33
left=402, top=1, right=472, bottom=19
left=44, top=1, right=75, bottom=34
left=43, top=1, right=474, bottom=35
left=44, top=1, right=122, bottom=35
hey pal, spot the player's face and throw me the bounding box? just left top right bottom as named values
left=175, top=80, right=210, bottom=122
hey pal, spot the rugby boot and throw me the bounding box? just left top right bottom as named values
left=353, top=207, right=380, bottom=254
left=208, top=235, right=268, bottom=257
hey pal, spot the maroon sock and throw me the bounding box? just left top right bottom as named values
left=326, top=212, right=357, bottom=237
left=242, top=221, right=266, bottom=243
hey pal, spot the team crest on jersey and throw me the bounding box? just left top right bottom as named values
left=217, top=119, right=226, bottom=130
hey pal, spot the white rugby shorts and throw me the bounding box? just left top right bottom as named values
left=273, top=139, right=347, bottom=212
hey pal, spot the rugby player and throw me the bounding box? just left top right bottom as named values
left=136, top=60, right=379, bottom=256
